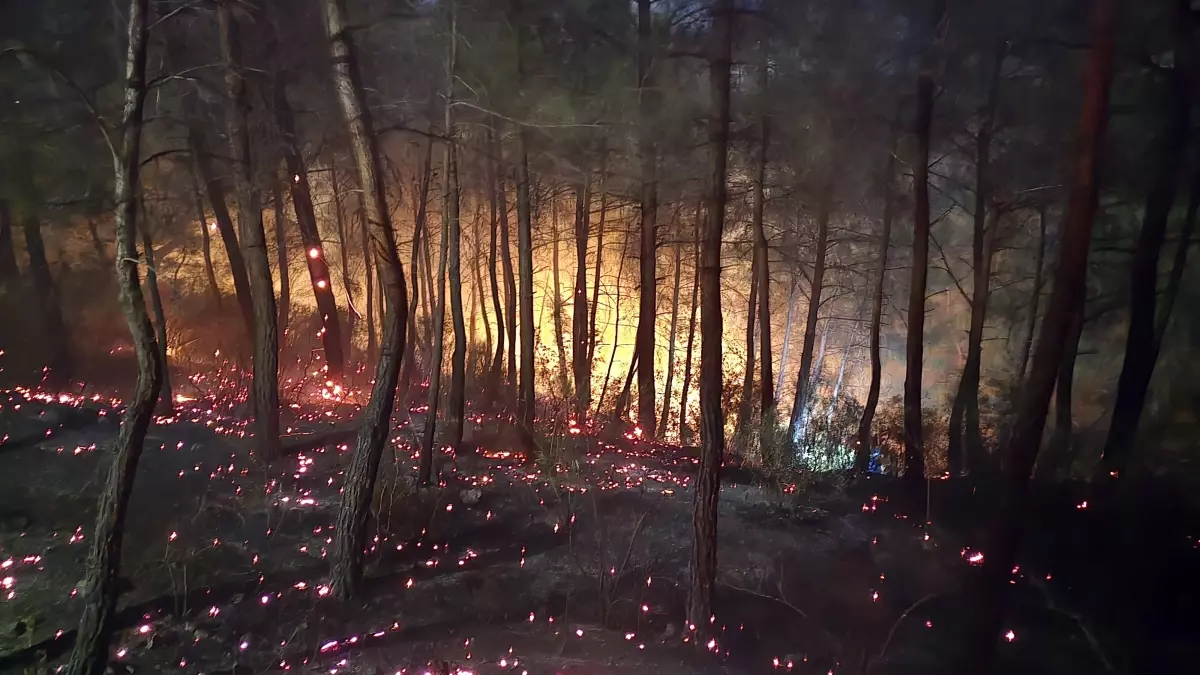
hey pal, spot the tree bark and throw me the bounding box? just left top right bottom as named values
left=588, top=153, right=608, bottom=371
left=324, top=0, right=410, bottom=600
left=65, top=1, right=160, bottom=671
left=689, top=0, right=732, bottom=633
left=21, top=215, right=72, bottom=384
left=269, top=52, right=345, bottom=377
left=636, top=0, right=659, bottom=439
left=419, top=161, right=451, bottom=485
left=363, top=196, right=376, bottom=362
left=398, top=135, right=433, bottom=406
left=965, top=0, right=1114, bottom=665
left=573, top=177, right=592, bottom=420
left=1043, top=305, right=1082, bottom=479
left=775, top=280, right=797, bottom=399
left=737, top=261, right=758, bottom=434
left=680, top=213, right=702, bottom=444
left=1099, top=0, right=1194, bottom=479
left=753, top=43, right=775, bottom=448
left=330, top=164, right=357, bottom=356
left=550, top=197, right=571, bottom=397
left=0, top=200, right=17, bottom=288
left=948, top=43, right=1004, bottom=477
left=219, top=0, right=280, bottom=458
left=444, top=10, right=467, bottom=455
left=273, top=178, right=291, bottom=353
left=855, top=146, right=895, bottom=476
left=1016, top=207, right=1047, bottom=382
left=188, top=125, right=254, bottom=341
left=494, top=119, right=519, bottom=403
left=788, top=178, right=832, bottom=444
left=513, top=0, right=536, bottom=434
left=660, top=234, right=683, bottom=434
left=487, top=127, right=506, bottom=402
left=596, top=233, right=626, bottom=418
left=139, top=218, right=173, bottom=415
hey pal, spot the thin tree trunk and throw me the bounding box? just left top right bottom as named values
left=550, top=196, right=571, bottom=397
left=680, top=214, right=702, bottom=443
left=1155, top=155, right=1200, bottom=347
left=596, top=233, right=626, bottom=417
left=513, top=0, right=535, bottom=434
left=188, top=125, right=254, bottom=340
left=966, top=0, right=1113, bottom=665
left=1017, top=207, right=1047, bottom=381
left=22, top=215, right=72, bottom=384
left=855, top=145, right=895, bottom=476
left=615, top=346, right=639, bottom=420
left=737, top=260, right=758, bottom=435
left=1099, top=0, right=1194, bottom=478
left=193, top=182, right=223, bottom=310
left=1044, top=305, right=1083, bottom=477
left=573, top=176, right=592, bottom=420
left=775, top=279, right=798, bottom=399
left=948, top=43, right=1004, bottom=477
left=788, top=180, right=832, bottom=444
left=87, top=219, right=109, bottom=267
left=363, top=197, right=376, bottom=363
left=324, top=0, right=410, bottom=600
left=495, top=119, right=519, bottom=403
left=753, top=42, right=775, bottom=447
left=636, top=0, right=659, bottom=439
left=472, top=205, right=491, bottom=374
left=689, top=0, right=732, bottom=633
left=0, top=200, right=18, bottom=288
left=827, top=341, right=851, bottom=426
left=399, top=136, right=433, bottom=405
left=140, top=219, right=173, bottom=415
left=660, top=235, right=683, bottom=434
left=330, top=164, right=357, bottom=356
left=419, top=156, right=452, bottom=484
left=65, top=2, right=160, bottom=670
left=444, top=8, right=467, bottom=455
left=269, top=53, right=346, bottom=377
left=588, top=153, right=608, bottom=370
left=219, top=0, right=280, bottom=458
left=273, top=178, right=291, bottom=353
left=487, top=126, right=506, bottom=401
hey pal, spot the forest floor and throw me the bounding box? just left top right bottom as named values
left=1, top=374, right=1198, bottom=674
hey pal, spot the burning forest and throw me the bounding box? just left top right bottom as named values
left=2, top=0, right=1199, bottom=673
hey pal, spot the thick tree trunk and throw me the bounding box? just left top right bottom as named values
left=219, top=0, right=280, bottom=458
left=444, top=16, right=467, bottom=455
left=788, top=182, right=832, bottom=444
left=487, top=127, right=506, bottom=401
left=190, top=169, right=222, bottom=310
left=513, top=1, right=536, bottom=434
left=636, top=0, right=659, bottom=439
left=398, top=137, right=433, bottom=405
left=965, top=0, right=1113, bottom=666
left=1017, top=207, right=1047, bottom=381
left=660, top=236, right=683, bottom=434
left=140, top=220, right=173, bottom=415
left=270, top=58, right=345, bottom=377
left=22, top=215, right=72, bottom=384
left=550, top=198, right=571, bottom=397
left=855, top=147, right=895, bottom=475
left=948, top=45, right=1003, bottom=477
left=273, top=179, right=291, bottom=353
left=65, top=2, right=160, bottom=671
left=324, top=0, right=409, bottom=600
left=689, top=0, right=732, bottom=633
left=1099, top=0, right=1194, bottom=479
left=680, top=216, right=702, bottom=443
left=737, top=262, right=758, bottom=433
left=188, top=125, right=254, bottom=340
left=572, top=177, right=591, bottom=420
left=0, top=200, right=18, bottom=287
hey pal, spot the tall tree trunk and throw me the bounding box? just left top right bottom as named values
left=444, top=9, right=467, bottom=455
left=1099, top=0, right=1194, bottom=479
left=965, top=0, right=1113, bottom=665
left=903, top=7, right=941, bottom=497
left=636, top=0, right=659, bottom=438
left=737, top=262, right=758, bottom=433
left=753, top=42, right=775, bottom=448
left=948, top=43, right=1004, bottom=477
left=22, top=215, right=72, bottom=384
left=190, top=168, right=222, bottom=309
left=331, top=164, right=357, bottom=356
left=596, top=233, right=627, bottom=417
left=269, top=53, right=345, bottom=377
left=615, top=346, right=639, bottom=420
left=419, top=160, right=452, bottom=484
left=588, top=153, right=608, bottom=371
left=324, top=0, right=410, bottom=600
left=1155, top=155, right=1200, bottom=346
left=689, top=0, right=733, bottom=633
left=775, top=279, right=798, bottom=398
left=363, top=197, right=376, bottom=362
left=573, top=176, right=592, bottom=420
left=487, top=126, right=506, bottom=401
left=788, top=179, right=832, bottom=444
left=855, top=145, right=896, bottom=475
left=1043, top=305, right=1083, bottom=478
left=1017, top=207, right=1047, bottom=381
left=680, top=215, right=702, bottom=443
left=219, top=0, right=280, bottom=458
left=512, top=0, right=535, bottom=434
left=827, top=340, right=851, bottom=426
left=660, top=235, right=683, bottom=434
left=0, top=200, right=17, bottom=288
left=65, top=1, right=160, bottom=670
left=472, top=206, right=491, bottom=373
left=188, top=125, right=254, bottom=340
left=140, top=219, right=173, bottom=415
left=495, top=120, right=519, bottom=403
left=550, top=197, right=571, bottom=397
left=399, top=136, right=433, bottom=405
left=273, top=178, right=291, bottom=353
